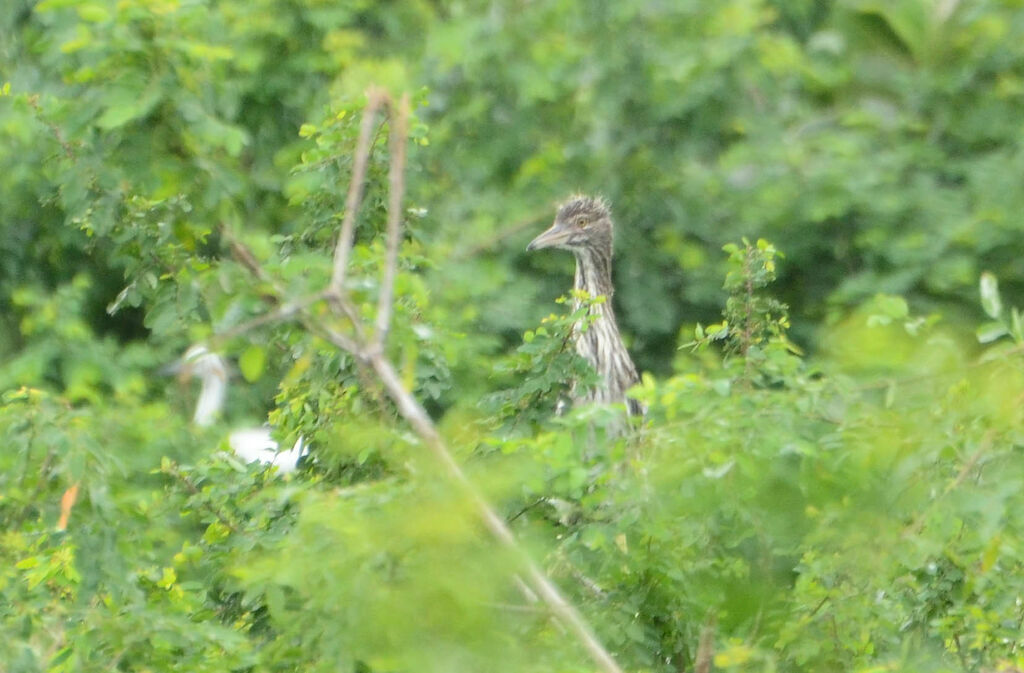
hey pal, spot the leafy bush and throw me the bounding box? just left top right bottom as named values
left=5, top=2, right=1024, bottom=672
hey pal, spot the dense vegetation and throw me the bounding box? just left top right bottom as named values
left=3, top=1, right=1024, bottom=671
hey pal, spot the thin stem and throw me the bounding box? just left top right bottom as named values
left=693, top=612, right=717, bottom=673
left=330, top=88, right=388, bottom=295
left=226, top=88, right=625, bottom=673
left=904, top=431, right=993, bottom=538
left=211, top=293, right=326, bottom=344
left=360, top=349, right=625, bottom=673
left=374, top=93, right=409, bottom=350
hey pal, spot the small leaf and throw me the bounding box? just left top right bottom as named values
left=980, top=272, right=1003, bottom=319
left=703, top=460, right=735, bottom=479
left=239, top=345, right=266, bottom=382
left=884, top=380, right=896, bottom=409
left=15, top=557, right=40, bottom=570
left=976, top=321, right=1008, bottom=344
left=157, top=567, right=177, bottom=590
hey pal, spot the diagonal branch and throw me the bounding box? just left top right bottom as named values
left=374, top=93, right=409, bottom=350
left=357, top=348, right=624, bottom=673
left=228, top=87, right=625, bottom=673
left=329, top=88, right=388, bottom=296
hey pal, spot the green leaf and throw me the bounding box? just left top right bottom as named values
left=976, top=321, right=1008, bottom=344
left=95, top=86, right=162, bottom=130
left=980, top=272, right=1003, bottom=319
left=239, top=346, right=266, bottom=383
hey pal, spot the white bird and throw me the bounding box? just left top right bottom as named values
left=176, top=345, right=305, bottom=473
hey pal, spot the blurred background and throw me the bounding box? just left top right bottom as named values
left=3, top=0, right=1021, bottom=379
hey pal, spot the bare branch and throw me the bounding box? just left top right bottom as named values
left=330, top=88, right=389, bottom=295
left=315, top=323, right=366, bottom=361
left=359, top=350, right=624, bottom=673
left=694, top=612, right=717, bottom=673
left=224, top=231, right=368, bottom=359
left=211, top=293, right=326, bottom=344
left=326, top=290, right=371, bottom=346
left=225, top=234, right=277, bottom=289
left=374, top=93, right=409, bottom=349
left=217, top=85, right=624, bottom=673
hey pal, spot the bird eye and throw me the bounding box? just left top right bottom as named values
left=575, top=216, right=589, bottom=227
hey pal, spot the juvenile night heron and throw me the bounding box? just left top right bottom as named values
left=527, top=194, right=643, bottom=417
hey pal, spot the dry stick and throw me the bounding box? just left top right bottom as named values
left=374, top=93, right=409, bottom=349
left=316, top=325, right=624, bottom=673
left=228, top=93, right=624, bottom=673
left=330, top=88, right=388, bottom=295
left=693, top=612, right=717, bottom=673
left=324, top=95, right=623, bottom=673
left=211, top=293, right=326, bottom=345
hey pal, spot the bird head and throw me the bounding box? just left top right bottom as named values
left=163, top=344, right=230, bottom=427
left=164, top=344, right=229, bottom=386
left=526, top=194, right=614, bottom=254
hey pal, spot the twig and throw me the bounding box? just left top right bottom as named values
left=27, top=95, right=76, bottom=160
left=226, top=234, right=278, bottom=289
left=311, top=318, right=365, bottom=357
left=211, top=293, right=326, bottom=344
left=452, top=208, right=549, bottom=261
left=164, top=462, right=239, bottom=533
left=567, top=563, right=607, bottom=599
left=374, top=93, right=409, bottom=350
left=855, top=344, right=1024, bottom=393
left=693, top=612, right=717, bottom=673
left=227, top=88, right=625, bottom=673
left=507, top=497, right=546, bottom=523
left=358, top=349, right=625, bottom=673
left=904, top=430, right=994, bottom=538
left=329, top=88, right=388, bottom=295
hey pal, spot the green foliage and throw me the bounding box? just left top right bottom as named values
left=483, top=291, right=602, bottom=434
left=5, top=1, right=1024, bottom=672
left=689, top=238, right=801, bottom=384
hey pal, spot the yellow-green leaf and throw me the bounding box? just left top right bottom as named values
left=239, top=345, right=266, bottom=383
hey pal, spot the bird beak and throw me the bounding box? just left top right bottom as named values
left=527, top=221, right=570, bottom=251
left=159, top=357, right=195, bottom=385
left=159, top=358, right=184, bottom=377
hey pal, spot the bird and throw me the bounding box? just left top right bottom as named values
left=173, top=344, right=305, bottom=473
left=526, top=194, right=643, bottom=417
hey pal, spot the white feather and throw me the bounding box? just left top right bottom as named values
left=181, top=345, right=306, bottom=473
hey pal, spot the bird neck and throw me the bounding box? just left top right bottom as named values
left=194, top=370, right=227, bottom=427
left=573, top=247, right=614, bottom=302
left=570, top=245, right=642, bottom=416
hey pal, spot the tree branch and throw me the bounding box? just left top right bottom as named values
left=225, top=87, right=625, bottom=673
left=359, top=348, right=625, bottom=673
left=330, top=88, right=388, bottom=295
left=374, top=93, right=409, bottom=350
left=212, top=293, right=325, bottom=344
